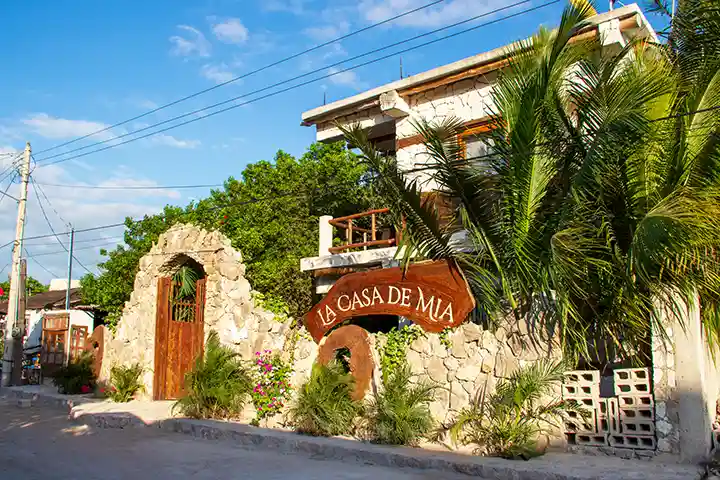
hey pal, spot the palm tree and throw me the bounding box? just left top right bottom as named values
left=340, top=0, right=720, bottom=362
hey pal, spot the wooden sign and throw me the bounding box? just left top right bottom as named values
left=304, top=260, right=475, bottom=343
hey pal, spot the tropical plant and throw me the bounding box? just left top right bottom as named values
left=444, top=360, right=585, bottom=459
left=174, top=331, right=253, bottom=419
left=53, top=352, right=96, bottom=395
left=250, top=349, right=293, bottom=425
left=288, top=361, right=361, bottom=437
left=341, top=0, right=720, bottom=362
left=365, top=362, right=436, bottom=446
left=172, top=264, right=200, bottom=299
left=108, top=363, right=144, bottom=403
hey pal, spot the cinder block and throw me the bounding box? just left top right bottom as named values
left=573, top=433, right=609, bottom=447
left=16, top=398, right=32, bottom=408
left=564, top=410, right=596, bottom=434
left=564, top=370, right=601, bottom=385
left=595, top=399, right=609, bottom=433
left=620, top=419, right=655, bottom=435
left=609, top=434, right=656, bottom=450
left=562, top=383, right=600, bottom=399
left=607, top=397, right=621, bottom=434
left=617, top=395, right=654, bottom=409
left=617, top=395, right=655, bottom=422
left=614, top=368, right=651, bottom=395
left=619, top=406, right=654, bottom=422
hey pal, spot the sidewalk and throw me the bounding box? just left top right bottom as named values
left=2, top=385, right=704, bottom=480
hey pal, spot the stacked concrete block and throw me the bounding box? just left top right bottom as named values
left=612, top=368, right=655, bottom=449
left=563, top=370, right=607, bottom=446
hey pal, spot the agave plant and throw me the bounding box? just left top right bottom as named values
left=341, top=0, right=720, bottom=362
left=445, top=360, right=586, bottom=459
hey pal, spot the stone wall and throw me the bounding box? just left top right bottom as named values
left=652, top=320, right=679, bottom=455
left=102, top=224, right=284, bottom=398
left=393, top=319, right=561, bottom=425
left=396, top=73, right=498, bottom=192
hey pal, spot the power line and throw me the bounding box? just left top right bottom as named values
left=0, top=173, right=19, bottom=204
left=32, top=181, right=224, bottom=190
left=24, top=235, right=124, bottom=248
left=34, top=0, right=550, bottom=165
left=23, top=248, right=61, bottom=278
left=71, top=254, right=94, bottom=275
left=30, top=175, right=70, bottom=227
left=30, top=176, right=70, bottom=253
left=32, top=0, right=451, bottom=157
left=24, top=241, right=123, bottom=258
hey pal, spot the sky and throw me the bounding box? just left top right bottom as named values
left=0, top=0, right=668, bottom=284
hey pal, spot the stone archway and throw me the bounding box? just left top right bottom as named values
left=102, top=224, right=257, bottom=399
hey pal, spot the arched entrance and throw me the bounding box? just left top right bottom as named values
left=153, top=257, right=206, bottom=400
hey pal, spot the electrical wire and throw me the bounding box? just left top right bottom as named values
left=31, top=175, right=70, bottom=227
left=31, top=0, right=452, bottom=157
left=34, top=0, right=551, bottom=165
left=25, top=241, right=124, bottom=258
left=29, top=176, right=70, bottom=253
left=24, top=236, right=124, bottom=248
left=31, top=181, right=224, bottom=190
left=0, top=173, right=19, bottom=205
left=23, top=248, right=61, bottom=278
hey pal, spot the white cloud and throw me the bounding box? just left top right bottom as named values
left=151, top=134, right=201, bottom=149
left=263, top=0, right=310, bottom=14
left=360, top=0, right=510, bottom=28
left=303, top=21, right=350, bottom=41
left=169, top=25, right=211, bottom=57
left=211, top=18, right=249, bottom=44
left=327, top=67, right=366, bottom=89
left=200, top=63, right=235, bottom=84
left=21, top=114, right=114, bottom=140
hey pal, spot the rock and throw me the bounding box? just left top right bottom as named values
left=455, top=364, right=481, bottom=382
left=480, top=356, right=494, bottom=374
left=494, top=351, right=520, bottom=378
left=444, top=355, right=460, bottom=372
left=461, top=322, right=482, bottom=343
left=656, top=419, right=673, bottom=436
left=450, top=340, right=467, bottom=359
left=426, top=357, right=448, bottom=384
left=428, top=335, right=448, bottom=358
left=449, top=382, right=469, bottom=410
left=409, top=337, right=430, bottom=355
left=406, top=348, right=423, bottom=369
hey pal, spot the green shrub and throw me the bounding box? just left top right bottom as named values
left=288, top=361, right=361, bottom=436
left=444, top=360, right=587, bottom=459
left=366, top=363, right=436, bottom=446
left=174, top=331, right=252, bottom=419
left=108, top=363, right=144, bottom=402
left=53, top=352, right=96, bottom=395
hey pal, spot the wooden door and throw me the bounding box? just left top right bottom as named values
left=154, top=277, right=205, bottom=400
left=69, top=326, right=88, bottom=362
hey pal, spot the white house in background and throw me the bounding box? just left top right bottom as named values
left=299, top=4, right=656, bottom=294
left=0, top=279, right=98, bottom=374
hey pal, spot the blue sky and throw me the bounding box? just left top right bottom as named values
left=0, top=0, right=667, bottom=283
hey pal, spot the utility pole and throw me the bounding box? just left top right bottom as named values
left=1, top=142, right=31, bottom=387
left=65, top=228, right=75, bottom=310
left=11, top=259, right=27, bottom=385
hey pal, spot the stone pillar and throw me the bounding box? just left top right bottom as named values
left=654, top=294, right=714, bottom=462
left=318, top=215, right=333, bottom=256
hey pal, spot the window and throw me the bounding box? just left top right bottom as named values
left=459, top=123, right=495, bottom=173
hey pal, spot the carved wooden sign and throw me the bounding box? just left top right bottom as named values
left=304, top=260, right=475, bottom=343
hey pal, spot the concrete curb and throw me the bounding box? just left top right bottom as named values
left=5, top=388, right=703, bottom=480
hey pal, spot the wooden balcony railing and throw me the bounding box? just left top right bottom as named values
left=328, top=208, right=398, bottom=254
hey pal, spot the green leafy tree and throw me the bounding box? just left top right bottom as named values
left=0, top=276, right=48, bottom=301
left=81, top=142, right=382, bottom=327
left=341, top=0, right=720, bottom=361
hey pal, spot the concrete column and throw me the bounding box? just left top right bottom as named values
left=674, top=295, right=713, bottom=463
left=318, top=215, right=333, bottom=256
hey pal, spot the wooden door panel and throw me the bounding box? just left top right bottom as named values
left=154, top=276, right=205, bottom=400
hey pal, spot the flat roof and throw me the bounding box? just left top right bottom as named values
left=301, top=4, right=654, bottom=126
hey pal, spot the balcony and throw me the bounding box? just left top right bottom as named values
left=300, top=208, right=400, bottom=291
